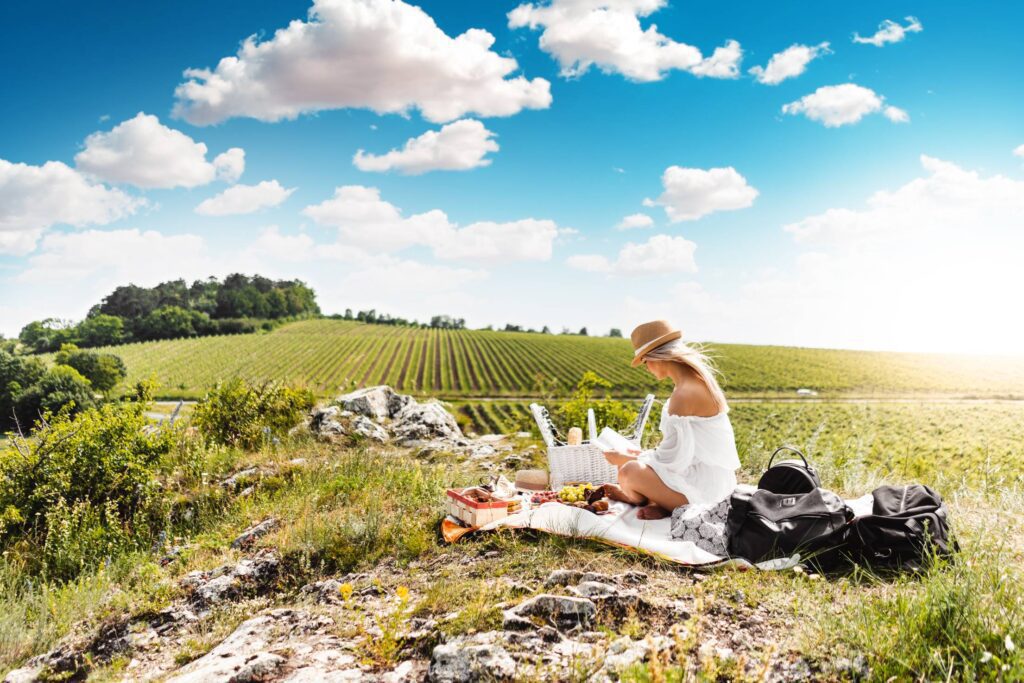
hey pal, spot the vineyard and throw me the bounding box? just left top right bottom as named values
left=93, top=318, right=1024, bottom=400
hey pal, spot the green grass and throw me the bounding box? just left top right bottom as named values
left=80, top=318, right=1024, bottom=400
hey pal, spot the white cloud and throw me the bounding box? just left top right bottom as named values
left=616, top=213, right=654, bottom=230
left=853, top=16, right=923, bottom=47
left=0, top=158, right=141, bottom=255
left=782, top=84, right=905, bottom=127
left=749, top=42, right=830, bottom=85
left=567, top=233, right=697, bottom=275
left=173, top=0, right=551, bottom=125
left=1013, top=143, right=1024, bottom=159
left=508, top=0, right=741, bottom=82
left=882, top=105, right=910, bottom=123
left=353, top=119, right=498, bottom=174
left=644, top=165, right=758, bottom=222
left=16, top=228, right=208, bottom=284
left=195, top=180, right=296, bottom=216
left=75, top=113, right=244, bottom=188
left=302, top=185, right=560, bottom=261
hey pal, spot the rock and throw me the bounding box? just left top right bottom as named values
left=503, top=594, right=597, bottom=631
left=183, top=551, right=279, bottom=608
left=392, top=400, right=467, bottom=446
left=569, top=581, right=619, bottom=599
left=603, top=635, right=671, bottom=674
left=543, top=569, right=583, bottom=587
left=469, top=444, right=497, bottom=459
left=309, top=405, right=346, bottom=435
left=569, top=582, right=642, bottom=612
left=221, top=467, right=259, bottom=490
left=230, top=518, right=279, bottom=549
left=352, top=415, right=389, bottom=442
left=616, top=571, right=649, bottom=585
left=335, top=385, right=403, bottom=420
left=428, top=640, right=516, bottom=682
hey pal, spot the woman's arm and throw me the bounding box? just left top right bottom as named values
left=603, top=448, right=640, bottom=467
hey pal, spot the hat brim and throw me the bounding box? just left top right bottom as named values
left=631, top=330, right=682, bottom=366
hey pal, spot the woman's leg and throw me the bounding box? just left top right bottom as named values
left=617, top=461, right=688, bottom=519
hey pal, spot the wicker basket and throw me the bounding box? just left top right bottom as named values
left=529, top=394, right=655, bottom=489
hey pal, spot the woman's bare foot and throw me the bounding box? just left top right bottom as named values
left=636, top=503, right=670, bottom=520
left=603, top=483, right=644, bottom=505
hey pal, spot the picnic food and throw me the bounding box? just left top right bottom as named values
left=558, top=483, right=595, bottom=503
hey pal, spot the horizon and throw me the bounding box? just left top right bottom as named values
left=2, top=0, right=1023, bottom=355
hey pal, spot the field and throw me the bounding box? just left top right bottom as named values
left=94, top=318, right=1024, bottom=400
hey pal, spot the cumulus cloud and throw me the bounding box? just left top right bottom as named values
left=782, top=84, right=906, bottom=127
left=353, top=119, right=498, bottom=174
left=567, top=234, right=697, bottom=274
left=644, top=165, right=758, bottom=222
left=1014, top=143, right=1024, bottom=159
left=508, top=0, right=741, bottom=82
left=173, top=0, right=551, bottom=125
left=0, top=159, right=142, bottom=255
left=616, top=213, right=654, bottom=230
left=195, top=180, right=296, bottom=216
left=302, top=185, right=559, bottom=261
left=853, top=16, right=923, bottom=47
left=75, top=113, right=244, bottom=188
left=749, top=42, right=830, bottom=85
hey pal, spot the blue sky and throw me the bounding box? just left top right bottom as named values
left=1, top=0, right=1022, bottom=353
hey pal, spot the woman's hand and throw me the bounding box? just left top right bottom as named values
left=603, top=449, right=640, bottom=466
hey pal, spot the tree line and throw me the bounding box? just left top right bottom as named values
left=16, top=274, right=320, bottom=353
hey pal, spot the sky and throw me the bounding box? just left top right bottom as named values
left=1, top=0, right=1022, bottom=354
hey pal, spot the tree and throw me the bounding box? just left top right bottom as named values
left=609, top=328, right=623, bottom=338
left=55, top=346, right=127, bottom=395
left=0, top=350, right=47, bottom=430
left=579, top=327, right=589, bottom=336
left=14, top=366, right=95, bottom=430
left=78, top=314, right=125, bottom=347
left=541, top=325, right=551, bottom=334
left=136, top=306, right=202, bottom=341
left=18, top=319, right=78, bottom=353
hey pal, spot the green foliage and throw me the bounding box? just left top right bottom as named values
left=0, top=400, right=175, bottom=579
left=556, top=371, right=636, bottom=435
left=76, top=314, right=125, bottom=347
left=18, top=319, right=78, bottom=354
left=1, top=351, right=47, bottom=430
left=54, top=345, right=127, bottom=394
left=12, top=365, right=95, bottom=432
left=192, top=378, right=314, bottom=449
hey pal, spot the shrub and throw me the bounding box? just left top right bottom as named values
left=0, top=399, right=175, bottom=579
left=191, top=378, right=315, bottom=450
left=13, top=365, right=96, bottom=432
left=556, top=372, right=637, bottom=436
left=54, top=345, right=127, bottom=395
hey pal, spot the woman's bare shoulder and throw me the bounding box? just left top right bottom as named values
left=666, top=383, right=720, bottom=418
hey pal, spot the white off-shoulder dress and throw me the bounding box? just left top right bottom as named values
left=635, top=399, right=741, bottom=505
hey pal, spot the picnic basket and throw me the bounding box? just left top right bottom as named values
left=529, top=394, right=656, bottom=489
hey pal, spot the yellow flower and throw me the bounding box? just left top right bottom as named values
left=396, top=585, right=410, bottom=602
left=339, top=582, right=354, bottom=602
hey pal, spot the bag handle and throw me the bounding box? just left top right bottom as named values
left=768, top=445, right=811, bottom=470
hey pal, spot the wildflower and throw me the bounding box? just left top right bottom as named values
left=981, top=651, right=993, bottom=663
left=339, top=582, right=354, bottom=603
left=1006, top=635, right=1016, bottom=652
left=396, top=585, right=410, bottom=602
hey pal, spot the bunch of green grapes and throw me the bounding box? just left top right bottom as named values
left=558, top=484, right=594, bottom=503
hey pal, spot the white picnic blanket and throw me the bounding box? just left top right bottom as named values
left=479, top=494, right=875, bottom=568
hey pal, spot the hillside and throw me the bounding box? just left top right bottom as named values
left=95, top=319, right=1024, bottom=400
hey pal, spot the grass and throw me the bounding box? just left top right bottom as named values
left=2, top=398, right=1024, bottom=680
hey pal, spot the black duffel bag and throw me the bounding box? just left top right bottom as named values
left=804, top=484, right=957, bottom=572
left=726, top=486, right=852, bottom=563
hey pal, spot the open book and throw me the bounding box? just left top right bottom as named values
left=592, top=426, right=637, bottom=454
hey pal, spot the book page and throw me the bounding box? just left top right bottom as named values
left=593, top=426, right=636, bottom=453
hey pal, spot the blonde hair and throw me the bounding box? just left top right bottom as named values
left=641, top=339, right=727, bottom=410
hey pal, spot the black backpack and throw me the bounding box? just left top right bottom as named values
left=758, top=446, right=820, bottom=494
left=805, top=484, right=956, bottom=572
left=726, top=486, right=852, bottom=563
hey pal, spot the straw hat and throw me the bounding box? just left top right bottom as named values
left=629, top=320, right=682, bottom=367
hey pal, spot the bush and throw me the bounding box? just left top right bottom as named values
left=0, top=399, right=175, bottom=579
left=13, top=365, right=95, bottom=432
left=54, top=345, right=127, bottom=394
left=556, top=372, right=637, bottom=436
left=191, top=378, right=315, bottom=450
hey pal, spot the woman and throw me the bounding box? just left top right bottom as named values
left=603, top=320, right=740, bottom=520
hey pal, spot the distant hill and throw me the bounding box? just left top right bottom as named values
left=92, top=319, right=1024, bottom=400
